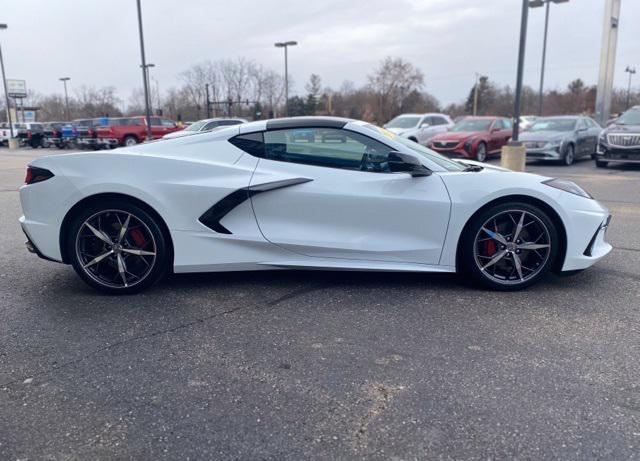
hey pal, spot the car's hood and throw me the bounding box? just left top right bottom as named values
left=519, top=131, right=568, bottom=142
left=431, top=131, right=479, bottom=142
left=605, top=123, right=640, bottom=134
left=455, top=159, right=510, bottom=172
left=385, top=127, right=416, bottom=135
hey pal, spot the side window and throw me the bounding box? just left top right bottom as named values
left=503, top=118, right=512, bottom=129
left=422, top=117, right=433, bottom=126
left=576, top=119, right=587, bottom=130
left=203, top=121, right=220, bottom=131
left=161, top=119, right=175, bottom=127
left=263, top=128, right=394, bottom=172
left=229, top=132, right=265, bottom=157
left=492, top=120, right=504, bottom=130
left=150, top=117, right=162, bottom=126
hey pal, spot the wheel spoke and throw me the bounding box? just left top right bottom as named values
left=518, top=242, right=550, bottom=250
left=118, top=214, right=131, bottom=243
left=121, top=248, right=155, bottom=256
left=83, top=249, right=114, bottom=268
left=481, top=227, right=507, bottom=245
left=116, top=253, right=128, bottom=287
left=481, top=250, right=507, bottom=270
left=85, top=222, right=112, bottom=245
left=513, top=253, right=524, bottom=281
left=513, top=212, right=526, bottom=241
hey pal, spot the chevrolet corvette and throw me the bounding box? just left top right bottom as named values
left=19, top=117, right=612, bottom=294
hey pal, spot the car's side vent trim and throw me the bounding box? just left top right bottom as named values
left=198, top=178, right=313, bottom=234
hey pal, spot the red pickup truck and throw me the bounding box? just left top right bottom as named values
left=96, top=116, right=182, bottom=147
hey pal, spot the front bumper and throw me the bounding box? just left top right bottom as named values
left=429, top=144, right=473, bottom=159
left=596, top=143, right=640, bottom=163
left=525, top=146, right=562, bottom=160
left=560, top=199, right=612, bottom=272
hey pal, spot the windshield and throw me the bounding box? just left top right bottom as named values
left=364, top=124, right=466, bottom=172
left=529, top=119, right=576, bottom=132
left=185, top=120, right=208, bottom=132
left=450, top=119, right=492, bottom=132
left=385, top=116, right=421, bottom=129
left=616, top=109, right=640, bottom=125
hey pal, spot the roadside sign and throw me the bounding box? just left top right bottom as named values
left=7, top=79, right=27, bottom=98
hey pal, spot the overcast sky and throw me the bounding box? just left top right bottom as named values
left=2, top=0, right=639, bottom=107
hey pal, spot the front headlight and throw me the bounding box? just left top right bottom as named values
left=542, top=178, right=593, bottom=199
left=545, top=139, right=562, bottom=147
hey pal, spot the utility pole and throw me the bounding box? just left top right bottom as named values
left=473, top=73, right=479, bottom=116
left=136, top=0, right=153, bottom=140
left=594, top=0, right=621, bottom=126
left=59, top=77, right=71, bottom=120
left=625, top=66, right=636, bottom=110
left=529, top=0, right=570, bottom=116
left=205, top=83, right=211, bottom=118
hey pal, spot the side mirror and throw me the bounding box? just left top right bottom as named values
left=387, top=151, right=432, bottom=177
left=491, top=127, right=501, bottom=133
left=420, top=122, right=430, bottom=128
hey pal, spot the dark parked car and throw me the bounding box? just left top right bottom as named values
left=596, top=106, right=640, bottom=168
left=520, top=116, right=601, bottom=166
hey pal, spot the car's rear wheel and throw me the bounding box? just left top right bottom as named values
left=459, top=202, right=559, bottom=290
left=123, top=135, right=138, bottom=147
left=67, top=200, right=169, bottom=294
left=476, top=142, right=487, bottom=162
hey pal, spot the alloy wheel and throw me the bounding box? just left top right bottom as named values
left=473, top=209, right=551, bottom=285
left=75, top=210, right=157, bottom=289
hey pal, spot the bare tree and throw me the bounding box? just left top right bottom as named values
left=368, top=57, right=424, bottom=122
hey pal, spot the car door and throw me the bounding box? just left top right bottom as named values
left=487, top=119, right=503, bottom=152
left=574, top=119, right=589, bottom=156
left=245, top=126, right=451, bottom=265
left=585, top=118, right=600, bottom=155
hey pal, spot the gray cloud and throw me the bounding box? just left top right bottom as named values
left=2, top=0, right=638, bottom=107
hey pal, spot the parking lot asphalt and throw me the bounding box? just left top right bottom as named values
left=1, top=147, right=639, bottom=460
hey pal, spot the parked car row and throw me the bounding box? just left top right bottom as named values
left=1, top=117, right=248, bottom=150
left=383, top=109, right=640, bottom=168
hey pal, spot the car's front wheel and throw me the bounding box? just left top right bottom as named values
left=476, top=142, right=487, bottom=162
left=67, top=200, right=169, bottom=294
left=459, top=202, right=559, bottom=290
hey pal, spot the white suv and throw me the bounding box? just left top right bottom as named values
left=384, top=113, right=454, bottom=145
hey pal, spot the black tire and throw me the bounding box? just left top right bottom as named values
left=123, top=135, right=138, bottom=147
left=562, top=143, right=575, bottom=166
left=595, top=159, right=608, bottom=168
left=459, top=202, right=559, bottom=291
left=67, top=200, right=169, bottom=294
left=408, top=137, right=418, bottom=143
left=476, top=142, right=487, bottom=162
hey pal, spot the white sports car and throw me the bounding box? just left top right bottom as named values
left=19, top=117, right=612, bottom=294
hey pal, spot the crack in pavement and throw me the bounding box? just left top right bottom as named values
left=0, top=282, right=331, bottom=388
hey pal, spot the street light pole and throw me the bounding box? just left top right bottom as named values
left=512, top=0, right=529, bottom=142
left=274, top=41, right=297, bottom=117
left=59, top=77, right=70, bottom=121
left=625, top=66, right=636, bottom=110
left=0, top=23, right=14, bottom=139
left=141, top=63, right=155, bottom=115
left=529, top=0, right=570, bottom=116
left=136, top=0, right=153, bottom=140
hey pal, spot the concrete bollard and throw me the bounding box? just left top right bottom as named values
left=501, top=142, right=526, bottom=172
left=8, top=138, right=20, bottom=150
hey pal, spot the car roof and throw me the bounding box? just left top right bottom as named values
left=241, top=116, right=356, bottom=132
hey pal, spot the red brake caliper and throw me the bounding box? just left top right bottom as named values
left=484, top=240, right=497, bottom=256
left=130, top=228, right=146, bottom=247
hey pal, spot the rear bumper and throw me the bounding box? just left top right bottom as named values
left=97, top=138, right=119, bottom=147
left=20, top=220, right=62, bottom=263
